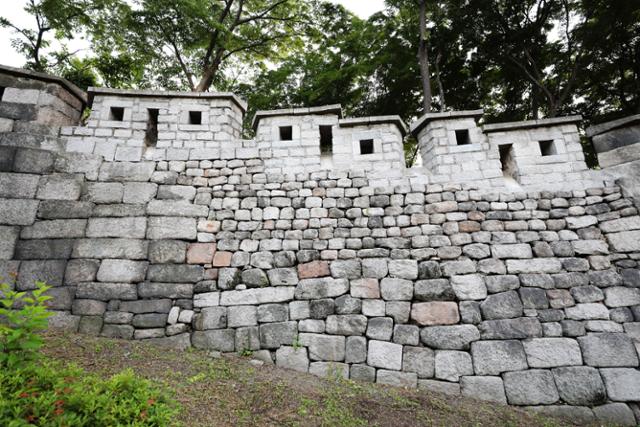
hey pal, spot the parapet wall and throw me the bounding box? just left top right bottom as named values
left=2, top=145, right=640, bottom=424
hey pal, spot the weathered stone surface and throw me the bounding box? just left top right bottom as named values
left=194, top=307, right=227, bottom=330
left=434, top=350, right=473, bottom=382
left=565, top=303, right=609, bottom=320
left=600, top=368, right=640, bottom=401
left=297, top=261, right=330, bottom=279
left=503, top=370, right=559, bottom=405
left=0, top=226, right=19, bottom=259
left=420, top=325, right=480, bottom=350
left=402, top=346, right=435, bottom=378
left=72, top=239, right=148, bottom=259
left=326, top=314, right=367, bottom=336
left=607, top=231, right=640, bottom=252
left=329, top=259, right=361, bottom=279
left=37, top=200, right=93, bottom=219
left=267, top=268, right=298, bottom=286
left=220, top=287, right=294, bottom=305
left=36, top=174, right=83, bottom=200
left=148, top=240, right=187, bottom=264
left=98, top=162, right=155, bottom=182
left=138, top=282, right=193, bottom=299
left=350, top=278, right=380, bottom=299
left=17, top=260, right=66, bottom=289
left=592, top=403, right=637, bottom=426
left=276, top=346, right=309, bottom=373
left=480, top=291, right=523, bottom=320
left=75, top=282, right=137, bottom=301
left=418, top=379, right=461, bottom=396
left=388, top=259, right=418, bottom=280
left=101, top=324, right=134, bottom=339
left=368, top=340, right=402, bottom=370
left=411, top=302, right=459, bottom=326
left=0, top=173, right=39, bottom=198
left=479, top=317, right=543, bottom=339
left=451, top=275, right=487, bottom=300
left=120, top=299, right=172, bottom=313
left=299, top=333, right=346, bottom=361
left=472, top=340, right=528, bottom=375
left=414, top=279, right=455, bottom=301
left=86, top=217, right=147, bottom=239
left=604, top=287, right=640, bottom=307
left=192, top=329, right=235, bottom=352
left=485, top=275, right=520, bottom=293
left=72, top=299, right=107, bottom=316
left=377, top=370, right=418, bottom=388
left=578, top=333, right=639, bottom=367
left=552, top=366, right=607, bottom=405
left=259, top=321, right=297, bottom=349
left=380, top=278, right=413, bottom=300
left=147, top=217, right=196, bottom=240
left=460, top=376, right=507, bottom=404
left=0, top=199, right=39, bottom=225
left=96, top=259, right=147, bottom=283
left=227, top=305, right=258, bottom=327
left=506, top=259, right=562, bottom=274
left=294, top=277, right=349, bottom=299
left=491, top=244, right=533, bottom=259
left=523, top=338, right=582, bottom=368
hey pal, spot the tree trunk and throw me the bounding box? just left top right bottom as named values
left=417, top=0, right=432, bottom=113
left=194, top=53, right=223, bottom=92
left=435, top=50, right=446, bottom=111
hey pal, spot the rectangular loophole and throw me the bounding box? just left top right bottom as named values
left=320, top=125, right=333, bottom=155
left=499, top=143, right=518, bottom=181
left=109, top=106, right=125, bottom=121
left=455, top=129, right=470, bottom=145
left=279, top=126, right=293, bottom=141
left=145, top=108, right=159, bottom=147
left=359, top=139, right=374, bottom=155
left=539, top=140, right=556, bottom=156
left=189, top=111, right=202, bottom=125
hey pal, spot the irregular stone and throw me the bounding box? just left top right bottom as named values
left=420, top=325, right=480, bottom=350
left=523, top=338, right=582, bottom=368
left=147, top=264, right=203, bottom=283
left=604, top=287, right=640, bottom=307
left=294, top=277, right=349, bottom=299
left=17, top=260, right=66, bottom=289
left=388, top=259, right=418, bottom=280
left=471, top=340, right=528, bottom=375
left=607, top=231, right=640, bottom=252
left=491, top=244, right=533, bottom=259
left=414, top=279, right=455, bottom=301
left=377, top=370, right=417, bottom=388
left=221, top=287, right=294, bottom=305
left=275, top=347, right=309, bottom=373
left=259, top=321, right=297, bottom=349
left=367, top=340, right=402, bottom=370
left=411, top=302, right=459, bottom=326
left=147, top=217, right=196, bottom=240
left=138, top=282, right=193, bottom=299
left=96, top=259, right=147, bottom=283
left=267, top=268, right=298, bottom=286
left=593, top=403, right=637, bottom=426
left=578, top=333, right=639, bottom=367
left=241, top=268, right=269, bottom=288
left=402, top=346, right=435, bottom=378
left=73, top=239, right=148, bottom=260
left=326, top=314, right=367, bottom=335
left=552, top=366, right=607, bottom=405
left=86, top=217, right=147, bottom=239
left=380, top=278, right=413, bottom=301
left=451, top=275, right=487, bottom=300
left=600, top=368, right=640, bottom=402
left=506, top=259, right=562, bottom=274
left=192, top=330, right=235, bottom=352
left=329, top=259, right=361, bottom=279
left=297, top=260, right=330, bottom=279
left=299, top=333, right=346, bottom=361
left=460, top=376, right=507, bottom=404
left=434, top=350, right=473, bottom=382
left=485, top=275, right=520, bottom=293
left=565, top=303, right=610, bottom=320
left=503, top=370, right=559, bottom=405
left=480, top=291, right=523, bottom=320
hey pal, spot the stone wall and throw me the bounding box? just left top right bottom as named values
left=1, top=144, right=640, bottom=424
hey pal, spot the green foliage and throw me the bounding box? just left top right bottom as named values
left=0, top=281, right=51, bottom=369
left=0, top=361, right=179, bottom=426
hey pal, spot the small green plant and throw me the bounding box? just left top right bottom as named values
left=292, top=334, right=302, bottom=350
left=0, top=281, right=51, bottom=369
left=239, top=349, right=254, bottom=357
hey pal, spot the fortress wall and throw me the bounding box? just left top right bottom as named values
left=1, top=146, right=640, bottom=424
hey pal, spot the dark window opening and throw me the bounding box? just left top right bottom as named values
left=145, top=108, right=159, bottom=147
left=189, top=111, right=202, bottom=125
left=320, top=125, right=333, bottom=155
left=279, top=126, right=293, bottom=141
left=359, top=139, right=374, bottom=155
left=455, top=129, right=470, bottom=145
left=0, top=86, right=5, bottom=101
left=499, top=143, right=519, bottom=182
left=109, top=106, right=125, bottom=121
left=539, top=140, right=556, bottom=156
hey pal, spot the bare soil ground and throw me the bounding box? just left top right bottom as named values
left=41, top=331, right=584, bottom=427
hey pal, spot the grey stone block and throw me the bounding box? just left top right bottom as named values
left=434, top=350, right=473, bottom=382
left=0, top=226, right=19, bottom=259
left=83, top=182, right=123, bottom=204
left=123, top=182, right=157, bottom=204
left=578, top=333, right=639, bottom=367
left=13, top=149, right=56, bottom=174
left=47, top=311, right=80, bottom=332
left=192, top=329, right=235, bottom=352
left=451, top=275, right=487, bottom=300
left=605, top=286, right=640, bottom=307
left=15, top=239, right=74, bottom=260
left=17, top=260, right=66, bottom=289
left=120, top=299, right=172, bottom=313
left=0, top=173, right=40, bottom=198
left=132, top=313, right=167, bottom=328
left=44, top=287, right=74, bottom=310
left=78, top=316, right=103, bottom=335
left=485, top=275, right=520, bottom=293
left=259, top=321, right=297, bottom=349
left=393, top=324, right=419, bottom=345
left=518, top=288, right=549, bottom=309
left=37, top=200, right=94, bottom=219
left=377, top=370, right=417, bottom=388
left=96, top=259, right=148, bottom=283
left=146, top=264, right=203, bottom=283
left=138, top=282, right=193, bottom=299
left=86, top=217, right=147, bottom=238
left=471, top=340, right=528, bottom=375
left=523, top=338, right=583, bottom=368
left=403, top=346, right=434, bottom=378
left=148, top=240, right=187, bottom=264
left=418, top=379, right=461, bottom=396
left=147, top=217, right=196, bottom=240
left=227, top=305, right=257, bottom=327
left=147, top=200, right=208, bottom=217
left=480, top=291, right=523, bottom=320
left=593, top=403, right=637, bottom=426
left=380, top=277, right=413, bottom=300
left=366, top=317, right=393, bottom=340
left=326, top=314, right=367, bottom=335
left=241, top=268, right=269, bottom=288
left=299, top=333, right=346, bottom=361
left=235, top=326, right=260, bottom=351
left=294, top=277, right=349, bottom=299
left=98, top=162, right=155, bottom=182
left=72, top=299, right=106, bottom=316
left=414, top=279, right=454, bottom=301
left=0, top=198, right=39, bottom=225
left=600, top=368, right=640, bottom=401
left=503, top=370, right=559, bottom=405
left=552, top=366, right=607, bottom=405
left=330, top=259, right=361, bottom=279
left=64, top=259, right=100, bottom=284
left=36, top=174, right=83, bottom=200
left=257, top=304, right=288, bottom=323
left=20, top=219, right=86, bottom=239
left=276, top=346, right=309, bottom=373
left=460, top=376, right=507, bottom=404
left=420, top=325, right=480, bottom=350
left=350, top=364, right=376, bottom=382
left=194, top=307, right=227, bottom=330
left=75, top=282, right=138, bottom=301
left=72, top=239, right=148, bottom=260
left=479, top=317, right=543, bottom=339
left=345, top=336, right=366, bottom=363
left=367, top=340, right=402, bottom=370
left=267, top=268, right=298, bottom=286
left=101, top=324, right=134, bottom=339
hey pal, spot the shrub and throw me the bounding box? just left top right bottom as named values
left=0, top=281, right=51, bottom=369
left=0, top=360, right=180, bottom=426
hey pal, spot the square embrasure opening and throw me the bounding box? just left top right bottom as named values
left=539, top=140, right=557, bottom=156
left=109, top=106, right=125, bottom=121
left=279, top=126, right=293, bottom=141
left=189, top=111, right=202, bottom=125
left=455, top=129, right=471, bottom=145
left=320, top=125, right=333, bottom=155
left=359, top=139, right=374, bottom=155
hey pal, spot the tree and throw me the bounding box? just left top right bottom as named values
left=0, top=0, right=111, bottom=72
left=105, top=0, right=310, bottom=92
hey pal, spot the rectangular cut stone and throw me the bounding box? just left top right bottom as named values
left=86, top=217, right=147, bottom=238
left=607, top=231, right=640, bottom=252
left=72, top=239, right=148, bottom=259
left=0, top=173, right=39, bottom=198
left=147, top=200, right=208, bottom=217
left=411, top=302, right=460, bottom=326
left=75, top=282, right=138, bottom=301
left=491, top=244, right=533, bottom=259
left=36, top=175, right=83, bottom=200
left=194, top=292, right=220, bottom=308
left=147, top=217, right=196, bottom=240
left=37, top=200, right=94, bottom=219
left=147, top=264, right=203, bottom=283
left=368, top=340, right=402, bottom=370
left=294, top=278, right=349, bottom=299
left=220, top=287, right=294, bottom=305
left=599, top=216, right=640, bottom=233
left=0, top=226, right=19, bottom=259
left=15, top=239, right=74, bottom=260
left=523, top=338, right=583, bottom=368
left=506, top=259, right=562, bottom=274
left=0, top=199, right=39, bottom=225
left=471, top=340, right=528, bottom=375
left=20, top=219, right=87, bottom=239
left=98, top=162, right=156, bottom=182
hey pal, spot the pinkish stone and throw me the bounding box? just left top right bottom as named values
left=186, top=243, right=216, bottom=264
left=212, top=251, right=232, bottom=267
left=411, top=302, right=460, bottom=326
left=350, top=278, right=380, bottom=299
left=298, top=261, right=330, bottom=279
